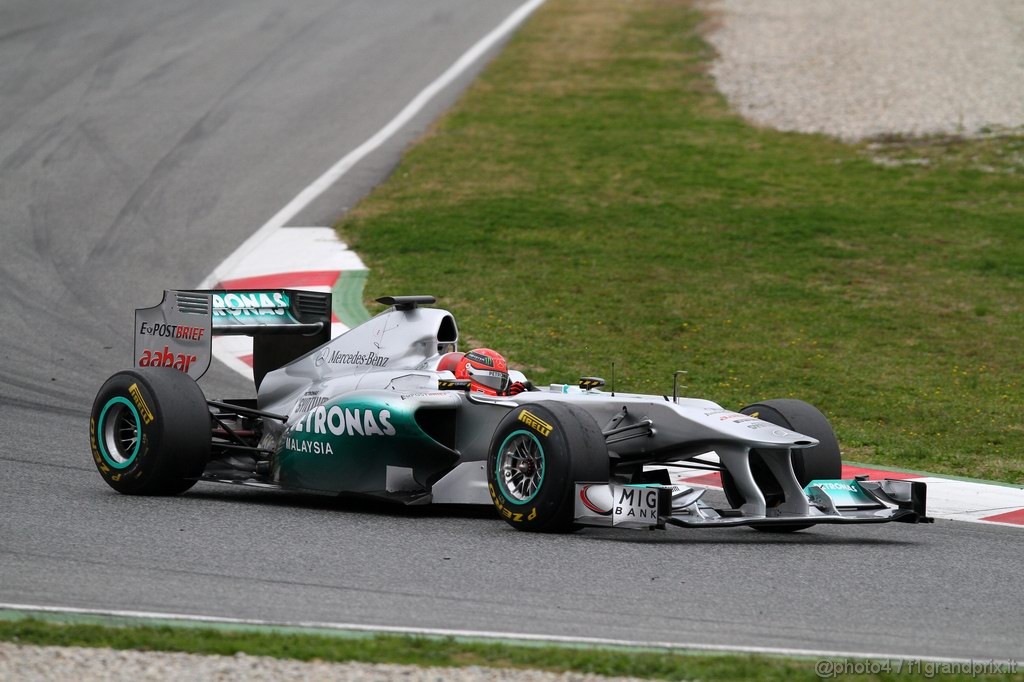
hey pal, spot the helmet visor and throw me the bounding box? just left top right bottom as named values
left=466, top=365, right=510, bottom=393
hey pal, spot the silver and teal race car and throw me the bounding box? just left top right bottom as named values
left=90, top=291, right=931, bottom=533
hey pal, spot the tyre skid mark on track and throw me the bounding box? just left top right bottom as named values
left=0, top=456, right=93, bottom=472
left=199, top=0, right=549, bottom=380
left=0, top=552, right=491, bottom=604
left=0, top=394, right=89, bottom=418
left=198, top=0, right=550, bottom=291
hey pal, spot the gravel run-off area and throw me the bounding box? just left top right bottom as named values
left=704, top=0, right=1024, bottom=141
left=0, top=642, right=655, bottom=682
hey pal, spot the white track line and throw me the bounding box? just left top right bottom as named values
left=199, top=0, right=548, bottom=289
left=2, top=604, right=1019, bottom=665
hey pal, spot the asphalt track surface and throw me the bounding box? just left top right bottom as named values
left=0, top=0, right=1021, bottom=664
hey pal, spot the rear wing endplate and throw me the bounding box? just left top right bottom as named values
left=134, top=289, right=331, bottom=387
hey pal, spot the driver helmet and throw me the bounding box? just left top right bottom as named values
left=435, top=352, right=465, bottom=374
left=455, top=348, right=510, bottom=395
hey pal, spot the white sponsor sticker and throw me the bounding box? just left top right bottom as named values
left=613, top=486, right=661, bottom=527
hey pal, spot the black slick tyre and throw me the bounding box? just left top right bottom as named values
left=89, top=367, right=210, bottom=495
left=487, top=401, right=608, bottom=533
left=721, top=399, right=842, bottom=533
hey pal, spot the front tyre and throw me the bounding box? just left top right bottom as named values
left=721, top=398, right=842, bottom=533
left=487, top=402, right=608, bottom=533
left=89, top=367, right=210, bottom=495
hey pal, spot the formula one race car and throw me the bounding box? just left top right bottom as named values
left=89, top=290, right=931, bottom=533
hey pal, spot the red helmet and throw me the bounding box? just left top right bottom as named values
left=436, top=352, right=465, bottom=374
left=455, top=348, right=510, bottom=395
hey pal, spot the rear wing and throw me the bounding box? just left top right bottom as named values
left=134, top=289, right=331, bottom=387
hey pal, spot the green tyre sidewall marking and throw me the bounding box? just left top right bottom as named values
left=495, top=429, right=545, bottom=505
left=97, top=397, right=141, bottom=470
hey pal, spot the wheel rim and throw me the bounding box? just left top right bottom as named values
left=98, top=397, right=142, bottom=470
left=496, top=430, right=545, bottom=504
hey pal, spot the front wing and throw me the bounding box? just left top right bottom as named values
left=574, top=478, right=932, bottom=530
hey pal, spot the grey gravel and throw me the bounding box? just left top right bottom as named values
left=0, top=642, right=655, bottom=682
left=705, top=0, right=1024, bottom=140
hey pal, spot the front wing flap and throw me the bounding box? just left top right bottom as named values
left=574, top=478, right=932, bottom=530
left=575, top=483, right=672, bottom=529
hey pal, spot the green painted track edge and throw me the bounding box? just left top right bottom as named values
left=332, top=270, right=371, bottom=328
left=0, top=608, right=745, bottom=658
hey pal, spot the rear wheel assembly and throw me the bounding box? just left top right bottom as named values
left=90, top=367, right=210, bottom=495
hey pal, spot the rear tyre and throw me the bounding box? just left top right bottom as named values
left=487, top=402, right=608, bottom=533
left=89, top=367, right=210, bottom=495
left=721, top=399, right=841, bottom=533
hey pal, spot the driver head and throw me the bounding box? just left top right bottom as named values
left=455, top=348, right=510, bottom=395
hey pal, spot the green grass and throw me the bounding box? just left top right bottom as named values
left=1, top=618, right=1019, bottom=682
left=338, top=0, right=1024, bottom=483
